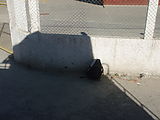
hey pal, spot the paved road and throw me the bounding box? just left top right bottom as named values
left=0, top=51, right=155, bottom=120
left=40, top=0, right=160, bottom=38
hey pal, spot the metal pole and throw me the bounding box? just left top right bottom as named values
left=144, top=0, right=159, bottom=39
left=28, top=0, right=40, bottom=33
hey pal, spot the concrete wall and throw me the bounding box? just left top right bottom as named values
left=91, top=37, right=160, bottom=75
left=13, top=32, right=94, bottom=72
left=7, top=0, right=160, bottom=75
left=13, top=32, right=160, bottom=75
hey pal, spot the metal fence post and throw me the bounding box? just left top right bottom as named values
left=144, top=0, right=159, bottom=39
left=6, top=0, right=29, bottom=47
left=28, top=0, right=40, bottom=33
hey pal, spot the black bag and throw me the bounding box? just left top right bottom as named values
left=87, top=59, right=103, bottom=80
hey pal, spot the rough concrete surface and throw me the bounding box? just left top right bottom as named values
left=0, top=5, right=9, bottom=23
left=0, top=4, right=12, bottom=51
left=0, top=22, right=12, bottom=51
left=110, top=74, right=160, bottom=120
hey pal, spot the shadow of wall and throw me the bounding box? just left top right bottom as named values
left=76, top=0, right=104, bottom=6
left=0, top=57, right=155, bottom=120
left=13, top=32, right=93, bottom=72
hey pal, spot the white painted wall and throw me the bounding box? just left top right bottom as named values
left=144, top=0, right=159, bottom=39
left=91, top=37, right=160, bottom=75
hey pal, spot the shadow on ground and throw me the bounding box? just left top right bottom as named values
left=0, top=55, right=154, bottom=120
left=76, top=0, right=104, bottom=6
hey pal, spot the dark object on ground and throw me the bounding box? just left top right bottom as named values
left=80, top=76, right=87, bottom=79
left=87, top=59, right=103, bottom=80
left=139, top=73, right=145, bottom=79
left=76, top=0, right=104, bottom=6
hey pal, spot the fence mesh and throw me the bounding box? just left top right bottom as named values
left=155, top=6, right=160, bottom=38
left=39, top=0, right=149, bottom=38
left=3, top=0, right=160, bottom=39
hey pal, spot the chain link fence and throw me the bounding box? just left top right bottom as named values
left=155, top=6, right=160, bottom=38
left=39, top=0, right=151, bottom=38
left=5, top=0, right=160, bottom=39
left=144, top=0, right=159, bottom=39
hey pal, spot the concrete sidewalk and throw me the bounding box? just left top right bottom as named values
left=110, top=74, right=160, bottom=120
left=0, top=5, right=12, bottom=52
left=0, top=22, right=12, bottom=51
